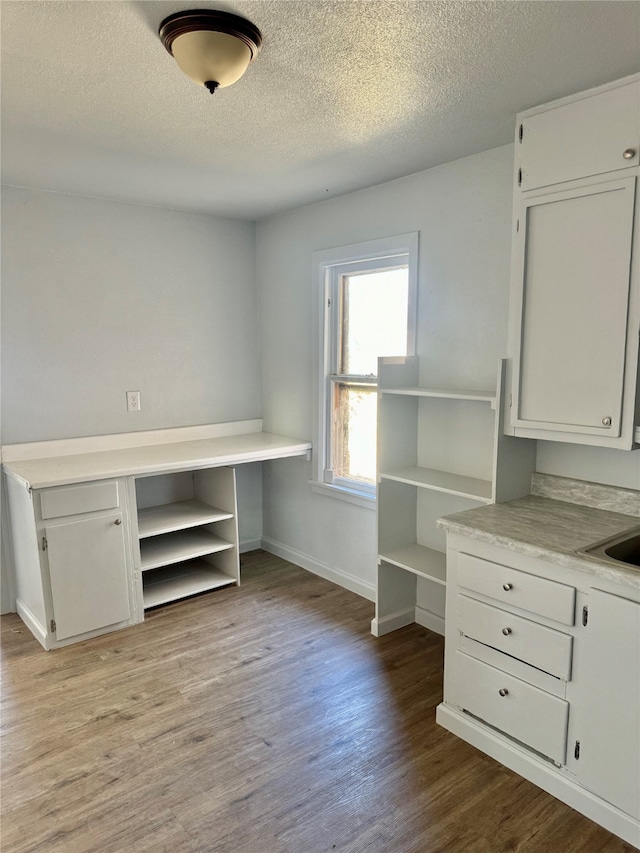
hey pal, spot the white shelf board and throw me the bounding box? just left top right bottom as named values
left=380, top=386, right=495, bottom=403
left=380, top=466, right=493, bottom=503
left=142, top=559, right=235, bottom=609
left=140, top=528, right=234, bottom=571
left=138, top=499, right=233, bottom=538
left=379, top=543, right=447, bottom=585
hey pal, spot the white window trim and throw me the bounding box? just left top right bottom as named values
left=311, top=232, right=419, bottom=506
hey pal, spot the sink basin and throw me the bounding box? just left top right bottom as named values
left=579, top=526, right=640, bottom=570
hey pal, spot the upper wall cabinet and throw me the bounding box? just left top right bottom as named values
left=507, top=74, right=640, bottom=449
left=517, top=79, right=639, bottom=191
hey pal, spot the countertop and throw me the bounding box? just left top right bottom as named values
left=438, top=493, right=640, bottom=587
left=2, top=432, right=312, bottom=490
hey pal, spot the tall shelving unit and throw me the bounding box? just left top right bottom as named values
left=373, top=356, right=535, bottom=637
left=134, top=466, right=240, bottom=610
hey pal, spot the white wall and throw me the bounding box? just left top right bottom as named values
left=1, top=187, right=261, bottom=443
left=256, top=145, right=516, bottom=599
left=536, top=442, right=640, bottom=490
left=0, top=186, right=264, bottom=611
left=257, top=143, right=639, bottom=607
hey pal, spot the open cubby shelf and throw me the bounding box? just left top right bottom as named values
left=137, top=499, right=234, bottom=538
left=373, top=356, right=535, bottom=638
left=135, top=467, right=240, bottom=610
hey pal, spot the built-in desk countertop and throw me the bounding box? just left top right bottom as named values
left=2, top=428, right=313, bottom=650
left=2, top=431, right=312, bottom=490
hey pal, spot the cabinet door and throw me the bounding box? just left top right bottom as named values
left=512, top=176, right=637, bottom=442
left=46, top=511, right=131, bottom=640
left=518, top=80, right=639, bottom=191
left=577, top=590, right=640, bottom=819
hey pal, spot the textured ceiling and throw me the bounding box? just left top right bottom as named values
left=2, top=1, right=639, bottom=219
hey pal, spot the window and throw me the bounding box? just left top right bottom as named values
left=313, top=233, right=418, bottom=506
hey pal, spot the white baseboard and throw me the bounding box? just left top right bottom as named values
left=15, top=599, right=48, bottom=649
left=371, top=608, right=415, bottom=637
left=261, top=537, right=375, bottom=602
left=436, top=704, right=640, bottom=849
left=415, top=605, right=445, bottom=636
left=239, top=538, right=263, bottom=554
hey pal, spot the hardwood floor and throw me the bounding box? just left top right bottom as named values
left=1, top=551, right=635, bottom=853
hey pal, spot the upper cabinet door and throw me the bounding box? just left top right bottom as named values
left=507, top=75, right=640, bottom=449
left=512, top=176, right=637, bottom=443
left=518, top=79, right=640, bottom=192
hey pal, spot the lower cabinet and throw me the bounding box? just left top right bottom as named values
left=4, top=476, right=137, bottom=650
left=573, top=588, right=640, bottom=821
left=46, top=510, right=131, bottom=640
left=4, top=465, right=242, bottom=650
left=438, top=535, right=640, bottom=848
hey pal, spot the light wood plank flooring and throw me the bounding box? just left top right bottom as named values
left=1, top=551, right=635, bottom=853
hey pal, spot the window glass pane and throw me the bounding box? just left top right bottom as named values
left=332, top=383, right=377, bottom=484
left=340, top=267, right=409, bottom=376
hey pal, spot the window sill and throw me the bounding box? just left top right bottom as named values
left=309, top=480, right=376, bottom=510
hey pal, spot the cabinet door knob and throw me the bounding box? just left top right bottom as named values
left=623, top=148, right=636, bottom=160
left=502, top=582, right=513, bottom=591
left=601, top=416, right=612, bottom=427
left=502, top=627, right=512, bottom=636
left=114, top=517, right=122, bottom=525
left=499, top=688, right=509, bottom=697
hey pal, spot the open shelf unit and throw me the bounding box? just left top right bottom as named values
left=134, top=467, right=239, bottom=610
left=372, top=356, right=536, bottom=638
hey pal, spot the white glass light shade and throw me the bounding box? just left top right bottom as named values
left=170, top=30, right=253, bottom=89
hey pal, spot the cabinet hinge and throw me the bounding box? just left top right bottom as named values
left=518, top=123, right=524, bottom=143
left=327, top=297, right=331, bottom=308
left=582, top=605, right=589, bottom=626
left=50, top=619, right=56, bottom=634
left=41, top=536, right=48, bottom=552
left=508, top=393, right=513, bottom=408
left=516, top=219, right=519, bottom=233
left=574, top=740, right=580, bottom=760
left=518, top=168, right=522, bottom=187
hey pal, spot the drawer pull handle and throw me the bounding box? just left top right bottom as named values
left=623, top=148, right=636, bottom=159
left=502, top=627, right=512, bottom=636
left=114, top=518, right=122, bottom=525
left=498, top=688, right=509, bottom=697
left=502, top=582, right=513, bottom=591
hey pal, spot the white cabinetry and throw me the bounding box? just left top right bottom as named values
left=4, top=476, right=136, bottom=649
left=573, top=589, right=640, bottom=821
left=507, top=74, right=640, bottom=449
left=438, top=535, right=640, bottom=847
left=134, top=467, right=239, bottom=610
left=372, top=357, right=535, bottom=637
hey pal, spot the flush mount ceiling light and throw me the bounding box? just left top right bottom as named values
left=159, top=9, right=262, bottom=94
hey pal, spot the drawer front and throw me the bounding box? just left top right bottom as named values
left=457, top=552, right=576, bottom=625
left=41, top=481, right=120, bottom=520
left=458, top=595, right=573, bottom=680
left=450, top=652, right=569, bottom=764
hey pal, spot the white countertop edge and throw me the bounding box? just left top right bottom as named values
left=440, top=518, right=640, bottom=589
left=2, top=432, right=312, bottom=490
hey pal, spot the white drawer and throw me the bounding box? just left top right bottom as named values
left=458, top=595, right=573, bottom=680
left=457, top=552, right=576, bottom=625
left=40, top=481, right=120, bottom=520
left=449, top=652, right=569, bottom=764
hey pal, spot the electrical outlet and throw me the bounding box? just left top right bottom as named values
left=126, top=391, right=141, bottom=412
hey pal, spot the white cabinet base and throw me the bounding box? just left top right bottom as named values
left=437, top=704, right=640, bottom=849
